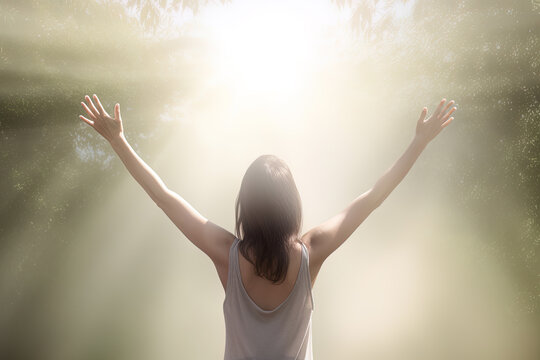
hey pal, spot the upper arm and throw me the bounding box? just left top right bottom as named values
left=156, top=188, right=235, bottom=267
left=301, top=188, right=381, bottom=268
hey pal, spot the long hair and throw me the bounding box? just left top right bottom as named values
left=235, top=154, right=303, bottom=284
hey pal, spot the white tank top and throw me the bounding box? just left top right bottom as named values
left=223, top=237, right=315, bottom=360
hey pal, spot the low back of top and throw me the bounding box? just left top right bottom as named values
left=223, top=237, right=315, bottom=360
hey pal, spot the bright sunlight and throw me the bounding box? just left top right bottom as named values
left=210, top=2, right=315, bottom=97
left=200, top=0, right=344, bottom=100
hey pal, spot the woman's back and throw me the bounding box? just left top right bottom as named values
left=237, top=238, right=305, bottom=311
left=223, top=237, right=314, bottom=360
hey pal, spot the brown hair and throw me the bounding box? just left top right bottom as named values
left=235, top=154, right=303, bottom=284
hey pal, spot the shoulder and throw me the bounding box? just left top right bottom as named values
left=300, top=228, right=327, bottom=267
left=205, top=225, right=236, bottom=268
left=299, top=232, right=324, bottom=285
left=299, top=233, right=314, bottom=256
left=297, top=236, right=317, bottom=267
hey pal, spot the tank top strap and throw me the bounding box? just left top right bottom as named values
left=300, top=241, right=315, bottom=310
left=225, top=237, right=241, bottom=296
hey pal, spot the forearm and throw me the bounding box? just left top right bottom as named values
left=371, top=135, right=428, bottom=206
left=109, top=134, right=168, bottom=204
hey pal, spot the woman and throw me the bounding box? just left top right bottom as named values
left=79, top=94, right=456, bottom=359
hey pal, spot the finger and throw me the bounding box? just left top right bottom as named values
left=441, top=117, right=454, bottom=128
left=81, top=102, right=97, bottom=120
left=417, top=107, right=428, bottom=125
left=114, top=103, right=121, bottom=121
left=434, top=98, right=446, bottom=118
left=85, top=95, right=101, bottom=116
left=441, top=106, right=457, bottom=122
left=441, top=100, right=455, bottom=115
left=93, top=94, right=109, bottom=117
left=79, top=115, right=94, bottom=126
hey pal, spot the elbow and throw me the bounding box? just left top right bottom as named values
left=368, top=187, right=385, bottom=209
left=151, top=186, right=171, bottom=208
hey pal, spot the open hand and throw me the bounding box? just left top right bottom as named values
left=415, top=98, right=457, bottom=145
left=79, top=94, right=124, bottom=143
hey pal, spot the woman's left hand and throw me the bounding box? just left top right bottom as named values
left=414, top=98, right=457, bottom=145
left=79, top=94, right=125, bottom=143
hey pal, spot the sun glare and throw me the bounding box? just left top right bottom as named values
left=202, top=0, right=334, bottom=100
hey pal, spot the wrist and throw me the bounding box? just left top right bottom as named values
left=109, top=133, right=127, bottom=149
left=412, top=135, right=429, bottom=150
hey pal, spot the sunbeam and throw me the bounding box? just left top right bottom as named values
left=2, top=0, right=540, bottom=359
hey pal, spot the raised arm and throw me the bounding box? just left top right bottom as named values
left=302, top=98, right=457, bottom=271
left=78, top=94, right=234, bottom=266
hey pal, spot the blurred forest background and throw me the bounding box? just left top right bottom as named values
left=1, top=0, right=539, bottom=359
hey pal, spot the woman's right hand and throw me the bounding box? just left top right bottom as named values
left=415, top=98, right=457, bottom=145
left=79, top=94, right=125, bottom=144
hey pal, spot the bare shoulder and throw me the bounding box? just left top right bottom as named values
left=209, top=227, right=236, bottom=291
left=210, top=226, right=236, bottom=267
left=299, top=231, right=323, bottom=288
left=300, top=228, right=324, bottom=265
